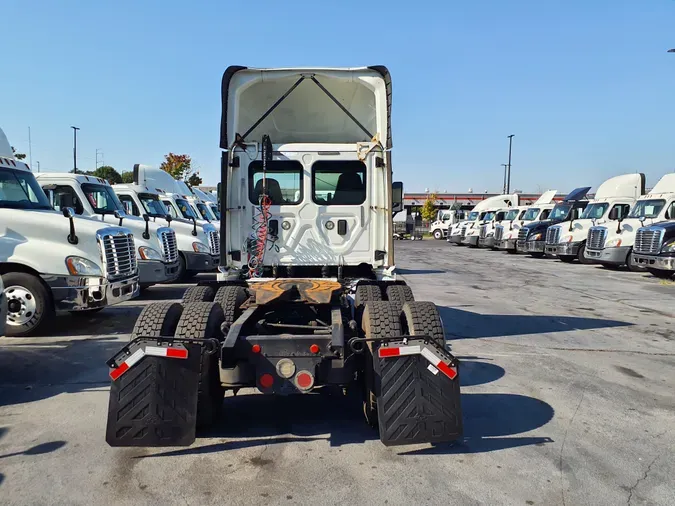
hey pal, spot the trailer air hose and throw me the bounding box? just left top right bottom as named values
left=247, top=135, right=274, bottom=278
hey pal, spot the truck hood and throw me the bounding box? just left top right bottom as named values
left=220, top=66, right=391, bottom=148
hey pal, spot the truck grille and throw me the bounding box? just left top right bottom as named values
left=634, top=227, right=664, bottom=254
left=479, top=225, right=487, bottom=239
left=546, top=227, right=561, bottom=245
left=100, top=230, right=137, bottom=281
left=518, top=227, right=529, bottom=242
left=587, top=227, right=607, bottom=250
left=158, top=228, right=178, bottom=263
left=208, top=230, right=220, bottom=256
left=460, top=226, right=467, bottom=238
left=494, top=225, right=504, bottom=242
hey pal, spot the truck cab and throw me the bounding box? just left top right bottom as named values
left=478, top=207, right=512, bottom=249
left=430, top=209, right=461, bottom=240
left=585, top=173, right=675, bottom=270
left=496, top=190, right=556, bottom=253
left=112, top=183, right=220, bottom=279
left=546, top=174, right=643, bottom=263
left=632, top=219, right=675, bottom=279
left=450, top=194, right=520, bottom=246
left=0, top=128, right=138, bottom=336
left=36, top=173, right=180, bottom=289
left=519, top=187, right=591, bottom=258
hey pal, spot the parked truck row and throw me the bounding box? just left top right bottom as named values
left=0, top=127, right=222, bottom=336
left=446, top=172, right=675, bottom=280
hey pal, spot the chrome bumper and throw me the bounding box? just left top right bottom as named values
left=496, top=239, right=517, bottom=251
left=43, top=274, right=139, bottom=313
left=584, top=246, right=631, bottom=265
left=448, top=235, right=463, bottom=244
left=524, top=240, right=545, bottom=253
left=478, top=237, right=496, bottom=248
left=632, top=253, right=675, bottom=271
left=462, top=235, right=479, bottom=246
left=546, top=242, right=581, bottom=257
left=138, top=259, right=180, bottom=286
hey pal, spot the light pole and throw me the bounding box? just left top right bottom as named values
left=501, top=164, right=508, bottom=194
left=71, top=126, right=80, bottom=174
left=506, top=134, right=515, bottom=194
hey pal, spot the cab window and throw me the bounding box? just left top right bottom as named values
left=611, top=203, right=631, bottom=220
left=312, top=160, right=366, bottom=206
left=47, top=185, right=84, bottom=215
left=162, top=200, right=180, bottom=219
left=117, top=194, right=140, bottom=216
left=248, top=160, right=303, bottom=205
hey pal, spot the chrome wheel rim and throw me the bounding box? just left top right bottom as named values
left=5, top=285, right=38, bottom=326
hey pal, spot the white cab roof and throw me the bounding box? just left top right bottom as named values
left=594, top=173, right=645, bottom=200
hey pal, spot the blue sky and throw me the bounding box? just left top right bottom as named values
left=2, top=0, right=674, bottom=193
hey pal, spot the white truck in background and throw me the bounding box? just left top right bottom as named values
left=36, top=173, right=180, bottom=290
left=495, top=190, right=557, bottom=253
left=448, top=194, right=520, bottom=245
left=545, top=173, right=644, bottom=263
left=478, top=207, right=514, bottom=249
left=430, top=209, right=464, bottom=240
left=460, top=194, right=520, bottom=247
left=112, top=181, right=220, bottom=280
left=585, top=173, right=675, bottom=270
left=0, top=127, right=138, bottom=337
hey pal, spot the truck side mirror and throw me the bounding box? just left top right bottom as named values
left=114, top=209, right=125, bottom=226
left=62, top=207, right=78, bottom=244
left=142, top=213, right=150, bottom=239
left=165, top=214, right=172, bottom=226
left=608, top=207, right=619, bottom=221
left=392, top=181, right=403, bottom=215
left=191, top=216, right=198, bottom=236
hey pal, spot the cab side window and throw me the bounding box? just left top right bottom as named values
left=666, top=202, right=675, bottom=220
left=540, top=210, right=551, bottom=220
left=117, top=195, right=140, bottom=216
left=612, top=204, right=631, bottom=220
left=48, top=185, right=84, bottom=215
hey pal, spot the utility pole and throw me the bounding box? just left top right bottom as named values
left=36, top=161, right=40, bottom=173
left=506, top=134, right=515, bottom=194
left=71, top=126, right=80, bottom=174
left=501, top=164, right=508, bottom=194
left=28, top=127, right=33, bottom=168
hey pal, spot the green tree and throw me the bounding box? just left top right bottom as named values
left=91, top=166, right=122, bottom=184
left=420, top=192, right=438, bottom=222
left=11, top=147, right=26, bottom=160
left=120, top=171, right=134, bottom=183
left=187, top=173, right=203, bottom=187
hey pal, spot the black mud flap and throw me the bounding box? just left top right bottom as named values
left=375, top=339, right=463, bottom=446
left=105, top=339, right=202, bottom=447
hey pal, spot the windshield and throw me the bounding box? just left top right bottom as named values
left=628, top=199, right=666, bottom=219
left=468, top=211, right=479, bottom=221
left=505, top=210, right=519, bottom=220
left=0, top=168, right=52, bottom=210
left=522, top=208, right=540, bottom=221
left=580, top=203, right=609, bottom=220
left=175, top=198, right=197, bottom=219
left=483, top=212, right=495, bottom=221
left=196, top=202, right=215, bottom=221
left=138, top=193, right=169, bottom=217
left=81, top=183, right=123, bottom=214
left=549, top=203, right=572, bottom=221
left=209, top=203, right=220, bottom=220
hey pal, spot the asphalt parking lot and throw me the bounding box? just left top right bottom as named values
left=1, top=240, right=674, bottom=506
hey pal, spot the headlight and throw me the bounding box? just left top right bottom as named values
left=192, top=242, right=210, bottom=253
left=662, top=240, right=675, bottom=253
left=138, top=246, right=163, bottom=261
left=66, top=256, right=102, bottom=276
left=560, top=235, right=573, bottom=243
left=606, top=238, right=622, bottom=248
left=530, top=232, right=543, bottom=241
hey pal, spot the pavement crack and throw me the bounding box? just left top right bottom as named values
left=626, top=454, right=660, bottom=505
left=559, top=381, right=590, bottom=506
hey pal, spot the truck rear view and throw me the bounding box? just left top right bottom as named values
left=105, top=67, right=463, bottom=448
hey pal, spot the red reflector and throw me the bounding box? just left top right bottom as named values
left=166, top=348, right=188, bottom=359
left=251, top=344, right=261, bottom=354
left=379, top=347, right=400, bottom=357
left=110, top=362, right=129, bottom=380
left=437, top=361, right=457, bottom=380
left=295, top=371, right=314, bottom=389
left=259, top=373, right=274, bottom=388
left=309, top=344, right=320, bottom=354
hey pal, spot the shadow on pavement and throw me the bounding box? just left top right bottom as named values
left=459, top=360, right=505, bottom=387
left=396, top=268, right=447, bottom=275
left=438, top=306, right=631, bottom=339
left=0, top=440, right=67, bottom=459
left=141, top=389, right=553, bottom=457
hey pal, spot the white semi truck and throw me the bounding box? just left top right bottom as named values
left=104, top=66, right=462, bottom=450
left=494, top=190, right=557, bottom=253
left=430, top=209, right=464, bottom=240
left=0, top=128, right=139, bottom=336
left=461, top=194, right=520, bottom=247
left=36, top=173, right=180, bottom=289
left=112, top=181, right=220, bottom=280
left=478, top=206, right=514, bottom=249
left=545, top=174, right=644, bottom=263
left=585, top=173, right=675, bottom=270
